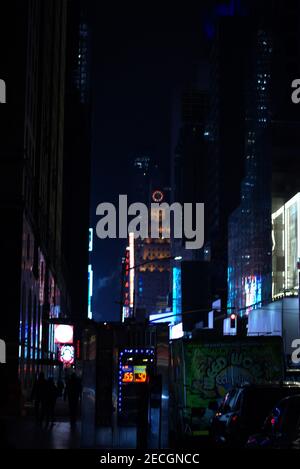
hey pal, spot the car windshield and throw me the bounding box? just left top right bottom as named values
left=220, top=390, right=238, bottom=412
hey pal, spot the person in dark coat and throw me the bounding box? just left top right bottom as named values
left=45, top=378, right=59, bottom=425
left=31, top=372, right=47, bottom=422
left=64, top=373, right=82, bottom=424
left=57, top=379, right=64, bottom=398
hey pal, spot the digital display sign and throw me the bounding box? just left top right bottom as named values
left=121, top=365, right=147, bottom=383
left=118, top=348, right=155, bottom=415
left=244, top=275, right=262, bottom=312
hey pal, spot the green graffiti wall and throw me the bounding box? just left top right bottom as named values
left=184, top=340, right=284, bottom=408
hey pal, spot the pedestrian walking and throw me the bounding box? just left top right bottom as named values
left=31, top=372, right=47, bottom=423
left=64, top=373, right=82, bottom=424
left=57, top=379, right=64, bottom=398
left=45, top=378, right=59, bottom=425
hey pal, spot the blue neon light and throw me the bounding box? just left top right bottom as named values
left=172, top=266, right=182, bottom=322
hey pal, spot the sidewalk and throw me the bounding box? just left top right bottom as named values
left=2, top=398, right=81, bottom=449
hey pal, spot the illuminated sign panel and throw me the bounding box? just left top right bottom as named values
left=122, top=249, right=131, bottom=322
left=89, top=228, right=93, bottom=252
left=272, top=193, right=300, bottom=298
left=172, top=266, right=182, bottom=322
left=54, top=324, right=74, bottom=344
left=118, top=349, right=155, bottom=415
left=121, top=365, right=147, bottom=383
left=88, top=264, right=93, bottom=319
left=58, top=345, right=75, bottom=365
left=244, top=275, right=262, bottom=312
left=170, top=321, right=183, bottom=340
left=149, top=309, right=175, bottom=325
left=129, top=232, right=135, bottom=308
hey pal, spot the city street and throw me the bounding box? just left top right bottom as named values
left=2, top=399, right=81, bottom=449
left=2, top=0, right=300, bottom=457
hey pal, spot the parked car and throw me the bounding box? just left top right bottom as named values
left=210, top=382, right=300, bottom=447
left=246, top=395, right=300, bottom=449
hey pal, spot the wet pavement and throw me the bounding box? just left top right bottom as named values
left=1, top=398, right=81, bottom=449
left=2, top=398, right=210, bottom=449
left=4, top=417, right=81, bottom=449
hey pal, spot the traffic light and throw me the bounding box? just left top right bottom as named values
left=230, top=313, right=236, bottom=329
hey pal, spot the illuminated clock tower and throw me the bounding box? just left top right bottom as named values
left=134, top=189, right=171, bottom=319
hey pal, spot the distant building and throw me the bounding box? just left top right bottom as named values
left=134, top=189, right=171, bottom=319
left=124, top=156, right=171, bottom=320
left=131, top=156, right=151, bottom=205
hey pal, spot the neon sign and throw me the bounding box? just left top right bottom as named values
left=172, top=266, right=182, bottom=321
left=88, top=264, right=93, bottom=319
left=122, top=248, right=131, bottom=321
left=152, top=190, right=164, bottom=203
left=58, top=345, right=75, bottom=365
left=89, top=228, right=93, bottom=252
left=129, top=232, right=135, bottom=308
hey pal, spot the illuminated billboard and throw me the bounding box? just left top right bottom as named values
left=88, top=264, right=93, bottom=319
left=58, top=344, right=75, bottom=365
left=244, top=275, right=262, bottom=312
left=54, top=324, right=74, bottom=344
left=272, top=193, right=300, bottom=298
left=122, top=248, right=131, bottom=322
left=129, top=232, right=135, bottom=308
left=169, top=322, right=183, bottom=340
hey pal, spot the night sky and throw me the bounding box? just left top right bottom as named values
left=90, top=2, right=215, bottom=321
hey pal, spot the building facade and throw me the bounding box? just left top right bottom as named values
left=0, top=0, right=74, bottom=410
left=227, top=1, right=300, bottom=317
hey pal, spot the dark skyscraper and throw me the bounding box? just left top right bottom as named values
left=205, top=14, right=250, bottom=307
left=62, top=0, right=92, bottom=326
left=0, top=0, right=70, bottom=410
left=228, top=1, right=300, bottom=315
left=228, top=28, right=273, bottom=314
left=169, top=14, right=250, bottom=330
